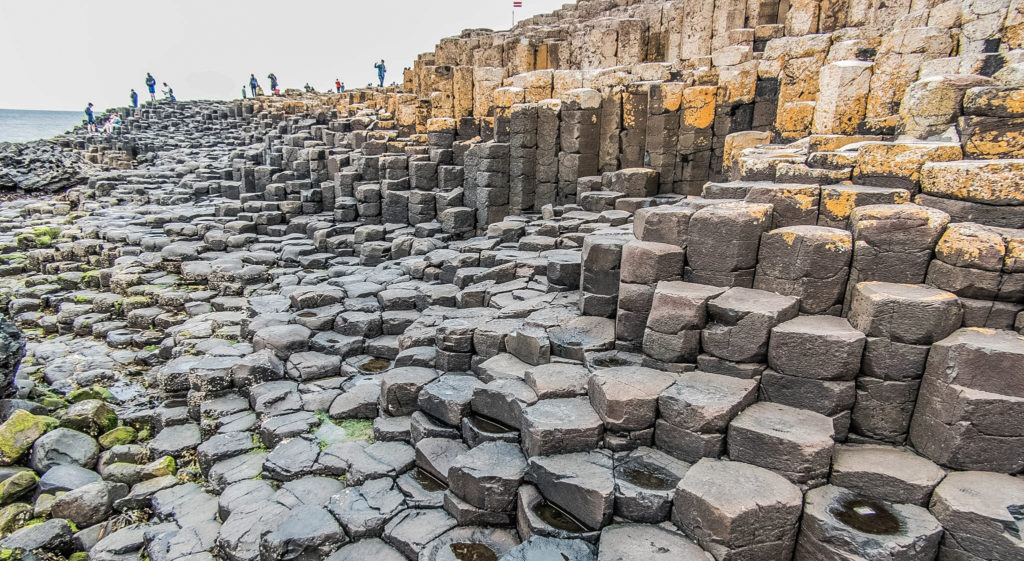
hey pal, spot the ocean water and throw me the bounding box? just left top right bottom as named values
left=0, top=108, right=84, bottom=143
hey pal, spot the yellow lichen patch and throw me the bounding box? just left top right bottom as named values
left=660, top=83, right=685, bottom=113
left=1004, top=239, right=1024, bottom=269
left=780, top=231, right=798, bottom=245
left=822, top=189, right=858, bottom=220
left=622, top=103, right=637, bottom=128
left=964, top=133, right=1024, bottom=160
left=682, top=86, right=716, bottom=129
left=965, top=327, right=997, bottom=335
left=783, top=189, right=818, bottom=211
left=921, top=160, right=1024, bottom=205
left=935, top=224, right=1006, bottom=269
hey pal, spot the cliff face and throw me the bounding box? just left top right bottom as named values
left=403, top=0, right=1021, bottom=132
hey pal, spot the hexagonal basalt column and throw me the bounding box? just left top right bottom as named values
left=673, top=458, right=803, bottom=561
left=795, top=485, right=942, bottom=561
left=909, top=327, right=1024, bottom=472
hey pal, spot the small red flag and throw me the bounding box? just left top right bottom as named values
left=513, top=1, right=522, bottom=7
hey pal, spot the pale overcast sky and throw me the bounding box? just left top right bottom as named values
left=0, top=0, right=572, bottom=112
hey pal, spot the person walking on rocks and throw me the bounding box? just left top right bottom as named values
left=130, top=89, right=138, bottom=109
left=335, top=78, right=342, bottom=93
left=374, top=59, right=386, bottom=88
left=84, top=102, right=95, bottom=133
left=249, top=74, right=259, bottom=97
left=145, top=73, right=157, bottom=102
left=268, top=73, right=278, bottom=95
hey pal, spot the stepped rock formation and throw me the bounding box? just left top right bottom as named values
left=0, top=0, right=1024, bottom=559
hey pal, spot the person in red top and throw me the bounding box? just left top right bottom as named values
left=335, top=79, right=342, bottom=93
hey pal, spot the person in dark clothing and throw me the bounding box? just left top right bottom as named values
left=374, top=60, right=386, bottom=88
left=145, top=73, right=157, bottom=102
left=267, top=73, right=278, bottom=95
left=250, top=74, right=259, bottom=97
left=85, top=102, right=95, bottom=133
left=130, top=89, right=138, bottom=108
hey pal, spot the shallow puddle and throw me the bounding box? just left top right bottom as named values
left=592, top=357, right=628, bottom=367
left=833, top=497, right=902, bottom=535
left=449, top=542, right=497, bottom=561
left=533, top=500, right=590, bottom=533
left=616, top=462, right=678, bottom=490
left=359, top=357, right=391, bottom=372
left=412, top=467, right=447, bottom=492
left=469, top=414, right=514, bottom=434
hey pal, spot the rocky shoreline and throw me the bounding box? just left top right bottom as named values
left=0, top=0, right=1023, bottom=559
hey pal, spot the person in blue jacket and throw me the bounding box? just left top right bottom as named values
left=85, top=102, right=95, bottom=133
left=130, top=89, right=138, bottom=109
left=145, top=73, right=156, bottom=102
left=250, top=74, right=259, bottom=97
left=374, top=60, right=386, bottom=88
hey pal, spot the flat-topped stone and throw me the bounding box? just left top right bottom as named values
left=727, top=402, right=835, bottom=486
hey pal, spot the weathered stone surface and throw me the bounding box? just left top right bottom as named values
left=796, top=485, right=942, bottom=561
left=727, top=402, right=835, bottom=486
left=909, top=327, right=1024, bottom=472
left=929, top=471, right=1024, bottom=561
left=588, top=366, right=676, bottom=431
left=521, top=398, right=604, bottom=458
left=829, top=444, right=945, bottom=506
left=673, top=458, right=803, bottom=561
left=526, top=451, right=615, bottom=531
left=448, top=440, right=526, bottom=512
left=702, top=287, right=800, bottom=363
left=598, top=523, right=712, bottom=561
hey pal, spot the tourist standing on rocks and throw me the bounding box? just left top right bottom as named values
left=162, top=83, right=176, bottom=102
left=145, top=72, right=157, bottom=102
left=335, top=78, right=342, bottom=93
left=130, top=89, right=138, bottom=109
left=242, top=86, right=247, bottom=99
left=268, top=73, right=278, bottom=95
left=84, top=102, right=95, bottom=133
left=249, top=74, right=259, bottom=97
left=340, top=81, right=345, bottom=92
left=375, top=59, right=386, bottom=87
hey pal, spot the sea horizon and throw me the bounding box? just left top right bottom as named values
left=0, top=108, right=85, bottom=144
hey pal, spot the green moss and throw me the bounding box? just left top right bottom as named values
left=67, top=386, right=114, bottom=403
left=0, top=410, right=59, bottom=465
left=31, top=226, right=61, bottom=239
left=150, top=455, right=176, bottom=476
left=338, top=419, right=374, bottom=443
left=99, top=426, right=137, bottom=449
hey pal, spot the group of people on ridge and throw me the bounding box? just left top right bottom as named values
left=244, top=73, right=278, bottom=98
left=240, top=60, right=386, bottom=101
left=84, top=71, right=172, bottom=134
